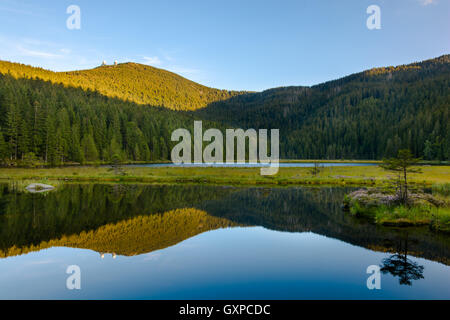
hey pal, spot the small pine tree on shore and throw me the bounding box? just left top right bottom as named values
left=380, top=149, right=421, bottom=204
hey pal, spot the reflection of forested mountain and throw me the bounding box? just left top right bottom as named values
left=1, top=208, right=238, bottom=257
left=0, top=183, right=235, bottom=255
left=0, top=184, right=448, bottom=264
left=199, top=187, right=450, bottom=265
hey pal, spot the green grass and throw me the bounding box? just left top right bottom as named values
left=348, top=196, right=450, bottom=233
left=374, top=205, right=450, bottom=232
left=0, top=165, right=448, bottom=187
left=432, top=183, right=450, bottom=197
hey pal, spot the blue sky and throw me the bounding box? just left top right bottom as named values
left=0, top=0, right=448, bottom=91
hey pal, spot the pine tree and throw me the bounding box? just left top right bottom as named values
left=6, top=103, right=20, bottom=160
left=380, top=149, right=422, bottom=203
left=81, top=134, right=99, bottom=162
left=423, top=140, right=434, bottom=160
left=108, top=137, right=123, bottom=162
left=151, top=137, right=160, bottom=160
left=159, top=137, right=168, bottom=160
left=45, top=111, right=58, bottom=165
left=18, top=119, right=30, bottom=159
left=0, top=131, right=7, bottom=162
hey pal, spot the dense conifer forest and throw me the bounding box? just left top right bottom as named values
left=196, top=55, right=449, bottom=160
left=0, top=55, right=448, bottom=165
left=0, top=74, right=204, bottom=165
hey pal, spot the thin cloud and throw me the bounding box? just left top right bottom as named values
left=159, top=49, right=176, bottom=62
left=22, top=38, right=58, bottom=47
left=167, top=66, right=200, bottom=77
left=143, top=252, right=162, bottom=261
left=0, top=36, right=97, bottom=71
left=419, top=0, right=437, bottom=5
left=141, top=53, right=203, bottom=80
left=142, top=56, right=162, bottom=66
left=0, top=6, right=35, bottom=16
left=26, top=259, right=58, bottom=266
left=17, top=46, right=63, bottom=59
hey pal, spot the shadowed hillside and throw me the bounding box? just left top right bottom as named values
left=200, top=187, right=450, bottom=265
left=195, top=55, right=450, bottom=160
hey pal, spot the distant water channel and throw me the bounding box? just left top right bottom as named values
left=125, top=162, right=378, bottom=168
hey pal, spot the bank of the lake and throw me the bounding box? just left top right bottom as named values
left=0, top=165, right=448, bottom=187
left=343, top=188, right=450, bottom=233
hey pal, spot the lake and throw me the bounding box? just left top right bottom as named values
left=125, top=162, right=378, bottom=168
left=0, top=183, right=449, bottom=299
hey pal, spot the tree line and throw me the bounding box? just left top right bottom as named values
left=195, top=55, right=449, bottom=160
left=0, top=55, right=448, bottom=165
left=0, top=74, right=200, bottom=165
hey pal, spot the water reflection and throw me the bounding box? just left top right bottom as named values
left=1, top=183, right=450, bottom=299
left=380, top=236, right=425, bottom=286
left=0, top=183, right=448, bottom=266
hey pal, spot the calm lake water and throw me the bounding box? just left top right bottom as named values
left=0, top=183, right=449, bottom=299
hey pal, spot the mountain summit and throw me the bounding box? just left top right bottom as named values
left=0, top=60, right=244, bottom=111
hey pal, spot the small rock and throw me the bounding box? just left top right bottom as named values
left=25, top=183, right=55, bottom=193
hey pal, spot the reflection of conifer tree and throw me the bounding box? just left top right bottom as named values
left=380, top=235, right=424, bottom=286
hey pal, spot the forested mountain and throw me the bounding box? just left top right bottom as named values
left=0, top=55, right=448, bottom=165
left=0, top=73, right=218, bottom=165
left=195, top=55, right=449, bottom=160
left=0, top=60, right=244, bottom=111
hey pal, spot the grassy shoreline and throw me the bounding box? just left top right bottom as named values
left=6, top=159, right=449, bottom=167
left=1, top=165, right=449, bottom=233
left=344, top=188, right=450, bottom=233
left=348, top=202, right=450, bottom=233
left=0, top=165, right=448, bottom=187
